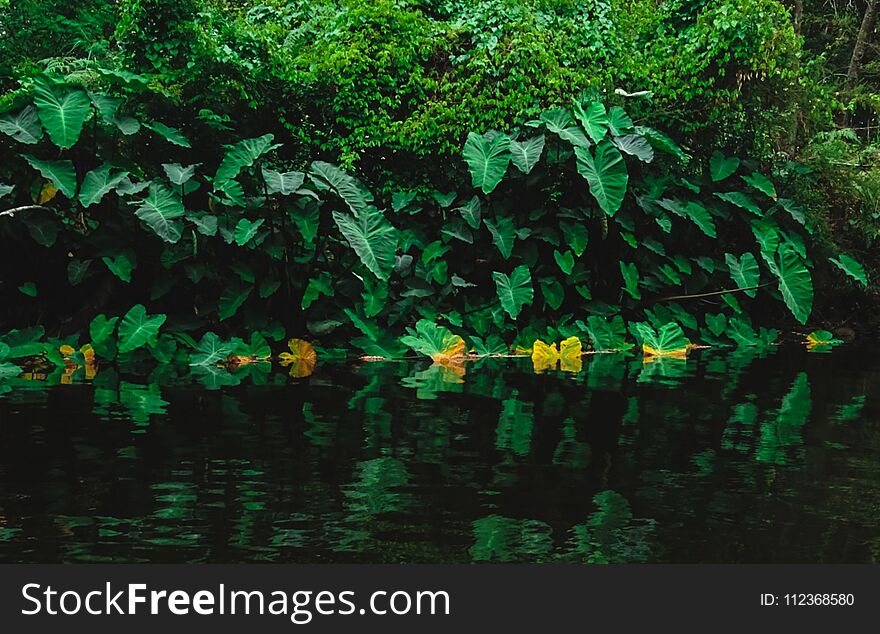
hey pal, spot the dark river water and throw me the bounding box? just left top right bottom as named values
left=0, top=345, right=878, bottom=563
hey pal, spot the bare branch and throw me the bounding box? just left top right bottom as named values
left=0, top=205, right=52, bottom=218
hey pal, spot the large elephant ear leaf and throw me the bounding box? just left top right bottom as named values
left=214, top=133, right=278, bottom=190
left=829, top=254, right=867, bottom=286
left=309, top=161, right=374, bottom=212
left=509, top=135, right=545, bottom=174
left=80, top=164, right=129, bottom=207
left=0, top=105, right=44, bottom=144
left=463, top=131, right=511, bottom=194
left=134, top=183, right=185, bottom=243
left=725, top=252, right=760, bottom=297
left=492, top=265, right=533, bottom=319
left=332, top=205, right=398, bottom=280
left=768, top=244, right=813, bottom=324
left=575, top=140, right=628, bottom=216
left=573, top=101, right=609, bottom=144
left=32, top=78, right=91, bottom=149
left=117, top=304, right=166, bottom=354
left=21, top=155, right=77, bottom=198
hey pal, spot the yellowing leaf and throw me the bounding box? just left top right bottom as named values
left=432, top=335, right=466, bottom=365
left=37, top=181, right=58, bottom=204
left=278, top=338, right=317, bottom=377
left=59, top=344, right=76, bottom=356
left=559, top=336, right=583, bottom=373
left=514, top=346, right=533, bottom=356
left=642, top=344, right=688, bottom=359
left=531, top=339, right=559, bottom=373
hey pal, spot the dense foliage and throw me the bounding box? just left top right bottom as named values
left=0, top=0, right=876, bottom=377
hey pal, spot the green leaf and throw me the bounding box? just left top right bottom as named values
left=463, top=131, right=511, bottom=194
left=778, top=198, right=810, bottom=232
left=715, top=191, right=762, bottom=216
left=705, top=313, right=727, bottom=337
left=90, top=94, right=140, bottom=135
left=509, top=135, right=545, bottom=174
left=90, top=314, right=119, bottom=344
left=613, top=134, right=654, bottom=162
left=725, top=252, right=760, bottom=297
left=0, top=105, right=43, bottom=144
left=742, top=172, right=777, bottom=200
left=493, top=265, right=533, bottom=319
left=584, top=315, right=632, bottom=352
left=768, top=244, right=813, bottom=324
left=218, top=281, right=253, bottom=320
left=470, top=334, right=508, bottom=356
left=456, top=195, right=481, bottom=229
left=144, top=121, right=191, bottom=147
left=32, top=78, right=91, bottom=149
left=540, top=108, right=591, bottom=147
left=554, top=249, right=575, bottom=275
left=400, top=320, right=464, bottom=359
left=234, top=218, right=265, bottom=246
left=709, top=151, right=739, bottom=182
left=485, top=216, right=516, bottom=259
left=560, top=220, right=589, bottom=256
left=26, top=214, right=57, bottom=247
left=573, top=101, right=608, bottom=143
left=657, top=199, right=716, bottom=237
left=79, top=164, right=129, bottom=207
left=190, top=332, right=234, bottom=366
left=309, top=161, right=374, bottom=212
left=117, top=304, right=166, bottom=353
left=102, top=253, right=135, bottom=282
left=332, top=205, right=398, bottom=280
left=607, top=106, right=634, bottom=136
left=829, top=254, right=867, bottom=287
left=635, top=322, right=690, bottom=355
left=134, top=183, right=185, bottom=243
left=190, top=213, right=218, bottom=236
left=620, top=261, right=640, bottom=300
left=0, top=183, right=12, bottom=199
left=575, top=140, right=628, bottom=216
left=540, top=277, right=564, bottom=310
left=18, top=282, right=37, bottom=297
left=262, top=167, right=305, bottom=195
left=162, top=163, right=197, bottom=186
left=214, top=134, right=278, bottom=189
left=68, top=259, right=92, bottom=285
left=21, top=155, right=76, bottom=198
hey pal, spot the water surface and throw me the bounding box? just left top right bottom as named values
left=0, top=346, right=878, bottom=563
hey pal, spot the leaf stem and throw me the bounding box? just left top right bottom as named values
left=657, top=282, right=773, bottom=302
left=0, top=205, right=52, bottom=218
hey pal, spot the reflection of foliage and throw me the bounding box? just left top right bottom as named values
left=564, top=491, right=655, bottom=564
left=757, top=372, right=811, bottom=465
left=495, top=393, right=534, bottom=456
left=400, top=363, right=465, bottom=400
left=470, top=515, right=553, bottom=562
left=343, top=457, right=410, bottom=518
left=553, top=418, right=591, bottom=469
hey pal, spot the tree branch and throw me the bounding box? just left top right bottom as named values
left=657, top=282, right=773, bottom=303
left=0, top=205, right=52, bottom=218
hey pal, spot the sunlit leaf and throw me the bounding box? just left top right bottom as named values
left=117, top=304, right=166, bottom=354
left=636, top=322, right=690, bottom=358
left=279, top=338, right=317, bottom=377
left=531, top=339, right=559, bottom=373
left=400, top=320, right=466, bottom=364
left=559, top=336, right=583, bottom=373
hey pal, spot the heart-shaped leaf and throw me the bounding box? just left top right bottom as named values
left=575, top=140, right=628, bottom=216
left=768, top=243, right=813, bottom=324
left=554, top=249, right=575, bottom=275
left=573, top=101, right=608, bottom=143
left=493, top=265, right=533, bottom=319
left=725, top=252, right=760, bottom=297
left=21, top=155, right=76, bottom=198
left=485, top=216, right=516, bottom=259
left=262, top=167, right=305, bottom=195
left=80, top=164, right=129, bottom=207
left=463, top=131, right=511, bottom=194
left=234, top=218, right=265, bottom=246
left=134, top=183, right=185, bottom=243
left=509, top=135, right=545, bottom=174
left=310, top=161, right=374, bottom=212
left=332, top=205, right=398, bottom=280
left=829, top=254, right=867, bottom=287
left=709, top=151, right=739, bottom=182
left=0, top=105, right=43, bottom=144
left=117, top=304, right=166, bottom=353
left=33, top=78, right=91, bottom=149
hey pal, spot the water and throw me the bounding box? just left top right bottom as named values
left=0, top=345, right=878, bottom=563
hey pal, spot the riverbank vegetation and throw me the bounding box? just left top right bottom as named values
left=0, top=0, right=877, bottom=376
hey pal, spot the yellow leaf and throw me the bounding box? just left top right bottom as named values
left=37, top=181, right=58, bottom=204
left=531, top=339, right=559, bottom=373
left=642, top=344, right=688, bottom=359
left=431, top=335, right=466, bottom=365
left=514, top=346, right=533, bottom=356
left=278, top=338, right=317, bottom=378
left=559, top=336, right=583, bottom=373
left=59, top=344, right=76, bottom=356
left=81, top=344, right=97, bottom=379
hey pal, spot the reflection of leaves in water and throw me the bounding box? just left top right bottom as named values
left=833, top=395, right=866, bottom=424
left=691, top=448, right=716, bottom=475
left=722, top=399, right=758, bottom=454
left=400, top=363, right=465, bottom=400
left=470, top=515, right=553, bottom=562
left=303, top=402, right=336, bottom=448
left=636, top=356, right=690, bottom=386
left=495, top=392, right=533, bottom=456
left=191, top=365, right=242, bottom=390
left=119, top=382, right=169, bottom=428
left=565, top=490, right=654, bottom=563
left=757, top=372, right=811, bottom=465
left=553, top=418, right=591, bottom=469
left=343, top=457, right=410, bottom=517
left=586, top=353, right=627, bottom=390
